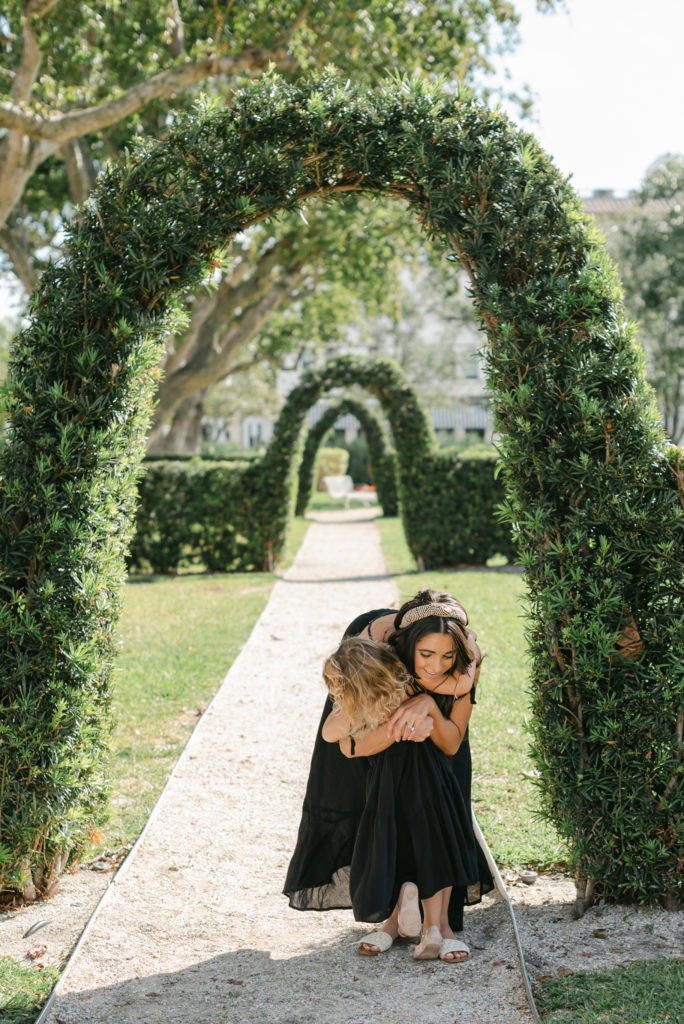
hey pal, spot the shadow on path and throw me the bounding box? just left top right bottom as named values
left=48, top=900, right=535, bottom=1024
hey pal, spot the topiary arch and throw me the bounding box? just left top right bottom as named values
left=295, top=397, right=398, bottom=516
left=255, top=356, right=431, bottom=564
left=1, top=72, right=682, bottom=902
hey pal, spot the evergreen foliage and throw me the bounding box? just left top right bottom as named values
left=0, top=72, right=681, bottom=901
left=129, top=458, right=253, bottom=573
left=295, top=398, right=398, bottom=516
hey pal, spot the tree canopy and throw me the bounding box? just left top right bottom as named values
left=1, top=0, right=557, bottom=450
left=612, top=155, right=684, bottom=444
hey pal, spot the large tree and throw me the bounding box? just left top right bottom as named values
left=611, top=155, right=684, bottom=444
left=1, top=0, right=556, bottom=450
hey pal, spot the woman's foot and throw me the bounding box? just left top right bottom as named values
left=358, top=929, right=394, bottom=956
left=358, top=916, right=399, bottom=955
left=413, top=924, right=442, bottom=960
left=439, top=938, right=469, bottom=963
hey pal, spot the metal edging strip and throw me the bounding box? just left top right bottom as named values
left=472, top=811, right=543, bottom=1024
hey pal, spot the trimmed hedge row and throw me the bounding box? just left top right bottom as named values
left=128, top=459, right=253, bottom=573
left=1, top=72, right=681, bottom=903
left=129, top=437, right=514, bottom=572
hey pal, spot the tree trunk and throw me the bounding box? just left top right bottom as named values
left=146, top=391, right=207, bottom=455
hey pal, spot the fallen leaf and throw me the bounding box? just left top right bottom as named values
left=226, top=979, right=243, bottom=986
left=581, top=952, right=592, bottom=957
left=556, top=967, right=574, bottom=977
left=593, top=929, right=609, bottom=939
left=492, top=960, right=506, bottom=966
left=26, top=945, right=47, bottom=960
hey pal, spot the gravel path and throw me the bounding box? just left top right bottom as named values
left=19, top=509, right=682, bottom=1023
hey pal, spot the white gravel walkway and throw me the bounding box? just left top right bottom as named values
left=34, top=509, right=541, bottom=1024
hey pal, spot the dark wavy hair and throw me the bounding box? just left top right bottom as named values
left=388, top=591, right=473, bottom=713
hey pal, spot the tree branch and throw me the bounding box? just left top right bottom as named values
left=0, top=135, right=55, bottom=231
left=164, top=238, right=294, bottom=376
left=0, top=47, right=298, bottom=141
left=0, top=224, right=38, bottom=293
left=148, top=265, right=303, bottom=445
left=59, top=137, right=97, bottom=205
left=12, top=0, right=61, bottom=104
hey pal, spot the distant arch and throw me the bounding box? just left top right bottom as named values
left=295, top=398, right=398, bottom=516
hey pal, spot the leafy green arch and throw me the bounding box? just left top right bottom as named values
left=1, top=73, right=682, bottom=901
left=256, top=356, right=429, bottom=556
left=295, top=397, right=398, bottom=516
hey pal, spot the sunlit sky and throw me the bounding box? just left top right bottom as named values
left=497, top=0, right=684, bottom=196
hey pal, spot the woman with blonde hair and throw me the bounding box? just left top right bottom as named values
left=283, top=590, right=492, bottom=960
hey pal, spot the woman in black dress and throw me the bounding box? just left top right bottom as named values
left=282, top=590, right=492, bottom=960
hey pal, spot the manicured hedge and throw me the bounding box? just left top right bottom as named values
left=1, top=72, right=681, bottom=904
left=313, top=446, right=349, bottom=492
left=129, top=431, right=514, bottom=573
left=129, top=459, right=253, bottom=573
left=409, top=450, right=517, bottom=567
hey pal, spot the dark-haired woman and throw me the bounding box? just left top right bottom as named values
left=282, top=590, right=493, bottom=959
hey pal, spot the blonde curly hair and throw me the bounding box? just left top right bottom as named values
left=322, top=637, right=413, bottom=735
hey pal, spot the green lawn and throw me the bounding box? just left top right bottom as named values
left=100, top=514, right=309, bottom=850
left=535, top=958, right=684, bottom=1024
left=0, top=960, right=60, bottom=1024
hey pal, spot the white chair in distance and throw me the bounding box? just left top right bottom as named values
left=322, top=475, right=377, bottom=509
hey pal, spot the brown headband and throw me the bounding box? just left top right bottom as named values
left=397, top=601, right=467, bottom=630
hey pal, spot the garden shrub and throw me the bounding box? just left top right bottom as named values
left=129, top=458, right=253, bottom=573
left=0, top=72, right=681, bottom=902
left=410, top=451, right=517, bottom=567
left=313, top=446, right=349, bottom=491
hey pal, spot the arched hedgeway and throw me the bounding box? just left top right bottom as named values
left=251, top=356, right=431, bottom=569
left=1, top=73, right=681, bottom=901
left=295, top=397, right=397, bottom=517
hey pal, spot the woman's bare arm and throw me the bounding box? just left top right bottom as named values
left=387, top=659, right=482, bottom=756
left=322, top=708, right=434, bottom=757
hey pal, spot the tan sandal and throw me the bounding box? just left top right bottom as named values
left=357, top=930, right=393, bottom=956
left=413, top=925, right=442, bottom=960
left=396, top=881, right=421, bottom=938
left=439, top=938, right=469, bottom=963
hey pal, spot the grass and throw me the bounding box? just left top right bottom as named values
left=99, top=518, right=309, bottom=850
left=99, top=571, right=276, bottom=849
left=0, top=959, right=60, bottom=1024
left=535, top=958, right=684, bottom=1024
left=375, top=516, right=566, bottom=871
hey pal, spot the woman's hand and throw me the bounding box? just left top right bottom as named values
left=387, top=693, right=436, bottom=743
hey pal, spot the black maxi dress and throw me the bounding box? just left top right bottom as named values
left=282, top=609, right=493, bottom=930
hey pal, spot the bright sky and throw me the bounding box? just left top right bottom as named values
left=498, top=0, right=684, bottom=196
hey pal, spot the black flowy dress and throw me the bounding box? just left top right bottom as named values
left=282, top=609, right=493, bottom=930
